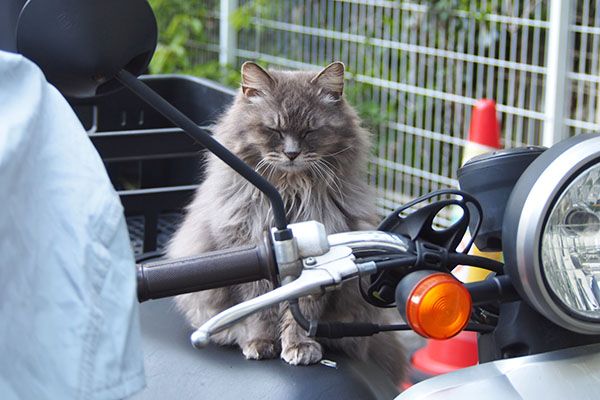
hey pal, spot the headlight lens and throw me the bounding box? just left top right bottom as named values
left=541, top=163, right=600, bottom=320
left=503, top=133, right=600, bottom=334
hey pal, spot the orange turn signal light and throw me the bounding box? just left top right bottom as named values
left=405, top=273, right=472, bottom=340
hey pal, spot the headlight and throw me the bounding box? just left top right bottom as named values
left=503, top=133, right=600, bottom=334
left=542, top=164, right=600, bottom=320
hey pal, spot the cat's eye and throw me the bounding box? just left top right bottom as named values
left=302, top=129, right=315, bottom=138
left=267, top=128, right=283, bottom=139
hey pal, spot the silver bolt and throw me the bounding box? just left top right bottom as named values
left=305, top=257, right=316, bottom=266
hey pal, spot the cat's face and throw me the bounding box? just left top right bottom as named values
left=235, top=62, right=359, bottom=178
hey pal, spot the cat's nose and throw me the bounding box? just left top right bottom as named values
left=284, top=150, right=300, bottom=160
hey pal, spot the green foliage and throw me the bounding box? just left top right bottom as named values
left=345, top=80, right=390, bottom=130
left=148, top=0, right=240, bottom=87
left=189, top=61, right=242, bottom=88
left=148, top=0, right=206, bottom=74
left=423, top=0, right=496, bottom=27
left=425, top=0, right=471, bottom=21
left=231, top=0, right=274, bottom=32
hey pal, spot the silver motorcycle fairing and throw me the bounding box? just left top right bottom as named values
left=397, top=342, right=600, bottom=399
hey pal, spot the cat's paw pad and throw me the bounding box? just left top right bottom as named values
left=242, top=339, right=280, bottom=360
left=281, top=341, right=322, bottom=365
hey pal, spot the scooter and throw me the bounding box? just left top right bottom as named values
left=134, top=133, right=600, bottom=399
left=14, top=1, right=600, bottom=399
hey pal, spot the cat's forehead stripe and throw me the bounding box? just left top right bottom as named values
left=276, top=114, right=284, bottom=129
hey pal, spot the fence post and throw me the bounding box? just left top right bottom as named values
left=543, top=0, right=571, bottom=147
left=219, top=0, right=237, bottom=67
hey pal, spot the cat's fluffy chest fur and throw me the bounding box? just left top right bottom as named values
left=168, top=61, right=406, bottom=383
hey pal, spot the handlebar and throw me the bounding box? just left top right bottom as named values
left=191, top=245, right=375, bottom=348
left=135, top=224, right=509, bottom=347
left=327, top=230, right=412, bottom=254
left=191, top=230, right=412, bottom=347
left=136, top=233, right=277, bottom=302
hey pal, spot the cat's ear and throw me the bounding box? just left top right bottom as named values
left=311, top=61, right=345, bottom=100
left=241, top=62, right=275, bottom=98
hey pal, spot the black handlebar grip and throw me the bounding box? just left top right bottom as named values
left=137, top=233, right=277, bottom=302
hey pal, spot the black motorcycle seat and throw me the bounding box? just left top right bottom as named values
left=132, top=298, right=400, bottom=400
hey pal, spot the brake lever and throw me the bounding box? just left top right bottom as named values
left=190, top=245, right=375, bottom=349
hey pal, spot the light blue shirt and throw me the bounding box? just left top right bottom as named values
left=0, top=51, right=145, bottom=399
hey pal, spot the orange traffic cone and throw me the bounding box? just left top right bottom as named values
left=462, top=99, right=501, bottom=165
left=402, top=331, right=478, bottom=389
left=402, top=100, right=501, bottom=390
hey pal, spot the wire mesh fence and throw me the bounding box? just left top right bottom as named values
left=570, top=1, right=600, bottom=135
left=186, top=0, right=600, bottom=218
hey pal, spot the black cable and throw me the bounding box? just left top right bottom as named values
left=378, top=324, right=411, bottom=331
left=115, top=69, right=288, bottom=230
left=369, top=323, right=495, bottom=334
left=373, top=255, right=418, bottom=271
left=291, top=295, right=495, bottom=338
left=288, top=299, right=310, bottom=331
left=464, top=322, right=495, bottom=333
left=291, top=299, right=495, bottom=337
left=369, top=250, right=502, bottom=274
left=290, top=300, right=408, bottom=337
left=370, top=252, right=502, bottom=274
left=447, top=253, right=504, bottom=274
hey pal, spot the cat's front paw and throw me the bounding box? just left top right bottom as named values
left=242, top=339, right=280, bottom=360
left=281, top=341, right=322, bottom=365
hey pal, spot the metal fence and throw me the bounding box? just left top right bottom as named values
left=189, top=0, right=600, bottom=218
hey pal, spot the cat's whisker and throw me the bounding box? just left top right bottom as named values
left=310, top=163, right=328, bottom=185
left=287, top=193, right=296, bottom=214
left=313, top=168, right=329, bottom=195
left=323, top=145, right=353, bottom=157
left=330, top=178, right=344, bottom=203
left=317, top=159, right=338, bottom=178
left=321, top=158, right=363, bottom=192
left=268, top=163, right=280, bottom=182
left=323, top=163, right=350, bottom=195
left=309, top=165, right=334, bottom=208
left=316, top=160, right=344, bottom=203
left=320, top=158, right=341, bottom=174
left=263, top=163, right=275, bottom=182
left=304, top=156, right=342, bottom=182
left=314, top=159, right=333, bottom=181
left=306, top=164, right=317, bottom=183
left=255, top=158, right=269, bottom=174
left=258, top=159, right=277, bottom=182
left=312, top=161, right=330, bottom=186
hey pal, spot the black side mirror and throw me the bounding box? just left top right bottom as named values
left=16, top=0, right=157, bottom=98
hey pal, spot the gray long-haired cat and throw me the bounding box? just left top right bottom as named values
left=168, top=61, right=406, bottom=382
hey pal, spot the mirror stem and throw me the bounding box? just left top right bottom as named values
left=114, top=69, right=288, bottom=231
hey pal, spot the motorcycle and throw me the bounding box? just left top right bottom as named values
left=13, top=0, right=600, bottom=399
